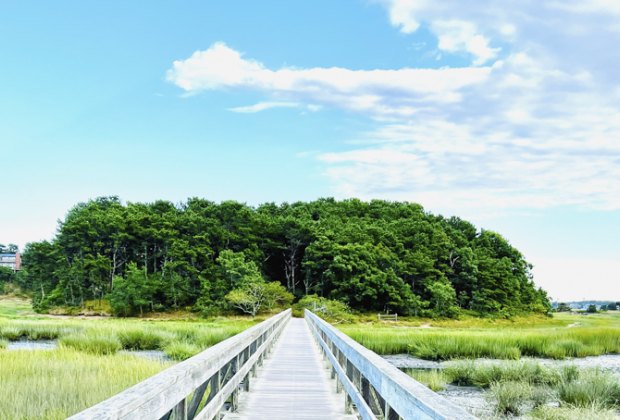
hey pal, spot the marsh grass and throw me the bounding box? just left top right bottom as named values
left=531, top=403, right=619, bottom=420
left=60, top=332, right=123, bottom=355
left=488, top=381, right=533, bottom=415
left=414, top=360, right=620, bottom=418
left=0, top=298, right=262, bottom=419
left=117, top=328, right=170, bottom=350
left=405, top=369, right=447, bottom=391
left=163, top=341, right=203, bottom=361
left=340, top=325, right=620, bottom=360
left=0, top=349, right=169, bottom=419
left=558, top=369, right=620, bottom=409
left=444, top=361, right=563, bottom=387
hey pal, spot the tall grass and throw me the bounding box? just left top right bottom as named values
left=406, top=360, right=620, bottom=418
left=59, top=333, right=123, bottom=355
left=340, top=326, right=620, bottom=360
left=531, top=404, right=619, bottom=420
left=487, top=381, right=533, bottom=416
left=0, top=349, right=169, bottom=419
left=0, top=317, right=257, bottom=355
left=558, top=369, right=620, bottom=408
left=405, top=369, right=447, bottom=391
left=444, top=361, right=564, bottom=387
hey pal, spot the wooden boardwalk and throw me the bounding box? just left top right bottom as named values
left=225, top=318, right=354, bottom=420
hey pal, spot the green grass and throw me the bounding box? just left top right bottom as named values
left=531, top=404, right=619, bottom=420
left=0, top=349, right=170, bottom=419
left=487, top=381, right=533, bottom=416
left=0, top=297, right=260, bottom=419
left=405, top=369, right=447, bottom=391
left=340, top=312, right=620, bottom=360
left=558, top=369, right=620, bottom=408
left=405, top=360, right=620, bottom=418
left=59, top=332, right=123, bottom=355
left=0, top=296, right=37, bottom=318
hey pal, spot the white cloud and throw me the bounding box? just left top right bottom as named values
left=550, top=0, right=620, bottom=16
left=381, top=1, right=501, bottom=65
left=228, top=101, right=317, bottom=113
left=431, top=20, right=500, bottom=65
left=382, top=0, right=430, bottom=33
left=167, top=42, right=493, bottom=117
left=168, top=2, right=620, bottom=214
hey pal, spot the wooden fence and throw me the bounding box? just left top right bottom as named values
left=305, top=309, right=477, bottom=420
left=69, top=309, right=291, bottom=420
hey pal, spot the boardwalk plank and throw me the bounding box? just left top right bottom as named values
left=225, top=318, right=355, bottom=420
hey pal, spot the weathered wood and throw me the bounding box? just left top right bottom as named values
left=69, top=309, right=291, bottom=420
left=226, top=318, right=356, bottom=420
left=305, top=310, right=477, bottom=420
left=378, top=313, right=398, bottom=321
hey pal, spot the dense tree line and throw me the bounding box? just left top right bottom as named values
left=15, top=197, right=550, bottom=316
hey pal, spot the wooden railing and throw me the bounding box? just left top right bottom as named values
left=69, top=309, right=291, bottom=420
left=305, top=310, right=477, bottom=420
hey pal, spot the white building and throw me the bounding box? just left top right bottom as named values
left=0, top=252, right=21, bottom=271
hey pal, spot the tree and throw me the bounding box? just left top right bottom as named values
left=225, top=282, right=268, bottom=317
left=263, top=282, right=294, bottom=310
left=427, top=280, right=459, bottom=318
left=556, top=302, right=571, bottom=312
left=586, top=304, right=598, bottom=313
left=19, top=196, right=550, bottom=317
left=108, top=263, right=159, bottom=316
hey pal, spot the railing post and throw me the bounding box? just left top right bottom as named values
left=345, top=394, right=354, bottom=414
left=230, top=356, right=239, bottom=411
left=171, top=398, right=187, bottom=420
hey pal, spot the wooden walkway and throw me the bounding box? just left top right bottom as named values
left=225, top=318, right=354, bottom=420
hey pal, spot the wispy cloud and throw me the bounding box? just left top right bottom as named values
left=167, top=2, right=620, bottom=214
left=228, top=101, right=315, bottom=113
left=166, top=42, right=493, bottom=117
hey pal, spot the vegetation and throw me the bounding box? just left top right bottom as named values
left=0, top=349, right=169, bottom=419
left=406, top=360, right=620, bottom=418
left=14, top=197, right=550, bottom=317
left=0, top=296, right=260, bottom=418
left=0, top=297, right=257, bottom=361
left=341, top=312, right=620, bottom=360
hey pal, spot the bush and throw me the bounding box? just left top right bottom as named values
left=293, top=295, right=354, bottom=323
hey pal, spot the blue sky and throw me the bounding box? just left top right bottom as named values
left=1, top=0, right=619, bottom=301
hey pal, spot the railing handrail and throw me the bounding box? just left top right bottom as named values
left=70, top=309, right=291, bottom=420
left=305, top=310, right=477, bottom=420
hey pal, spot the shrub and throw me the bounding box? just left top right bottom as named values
left=293, top=295, right=354, bottom=323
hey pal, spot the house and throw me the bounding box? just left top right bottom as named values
left=0, top=252, right=21, bottom=271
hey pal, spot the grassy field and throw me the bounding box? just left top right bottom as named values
left=340, top=312, right=620, bottom=360
left=0, top=296, right=258, bottom=418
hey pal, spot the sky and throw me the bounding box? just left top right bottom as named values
left=1, top=0, right=618, bottom=301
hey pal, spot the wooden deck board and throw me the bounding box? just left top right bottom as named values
left=225, top=318, right=355, bottom=420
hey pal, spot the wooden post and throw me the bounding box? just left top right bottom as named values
left=230, top=356, right=239, bottom=411
left=171, top=398, right=187, bottom=420
left=345, top=394, right=353, bottom=414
